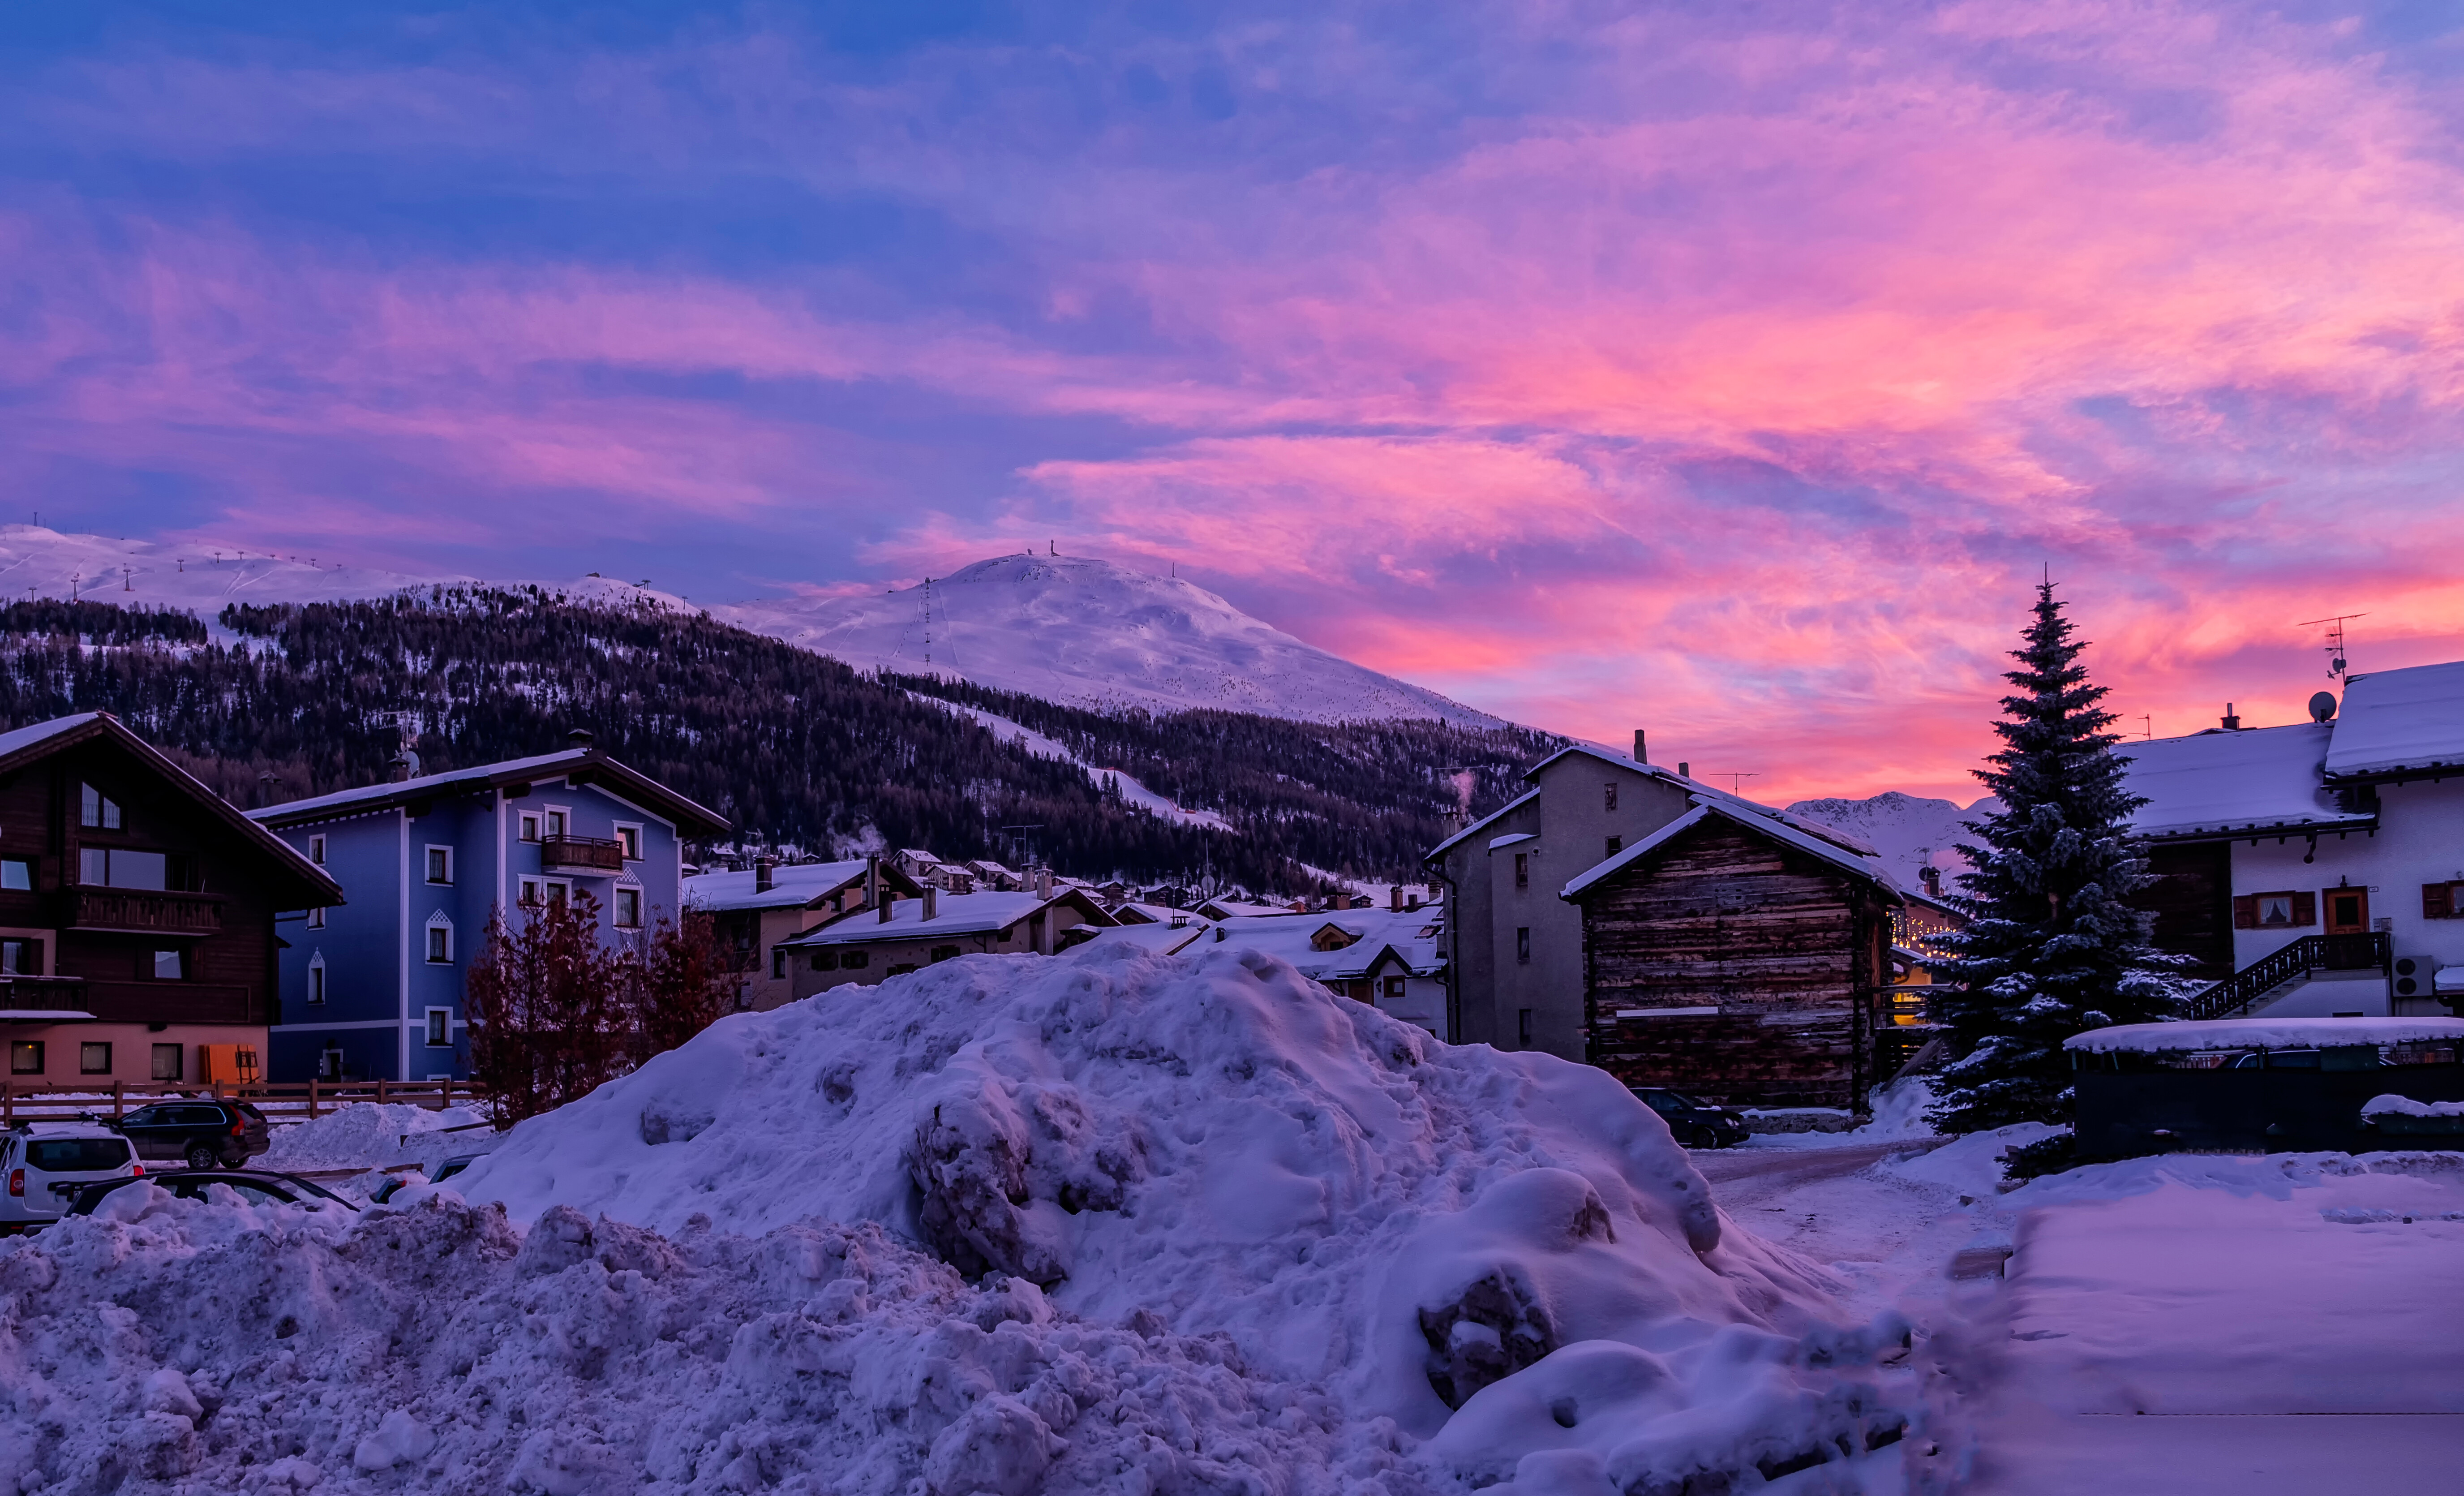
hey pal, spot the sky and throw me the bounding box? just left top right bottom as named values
left=5, top=1, right=2464, bottom=802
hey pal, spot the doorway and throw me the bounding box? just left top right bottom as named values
left=2324, top=886, right=2370, bottom=936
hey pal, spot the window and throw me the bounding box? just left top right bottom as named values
left=152, top=1043, right=183, bottom=1082
left=543, top=881, right=567, bottom=908
left=545, top=809, right=569, bottom=839
left=519, top=813, right=541, bottom=843
left=1515, top=853, right=1529, bottom=889
left=842, top=950, right=869, bottom=970
left=2425, top=883, right=2464, bottom=920
left=1384, top=976, right=1407, bottom=1001
left=151, top=949, right=186, bottom=980
left=1605, top=782, right=1618, bottom=812
left=428, top=926, right=451, bottom=963
left=0, top=858, right=30, bottom=890
left=771, top=947, right=787, bottom=979
left=307, top=953, right=326, bottom=1006
left=307, top=907, right=324, bottom=929
left=614, top=887, right=642, bottom=929
left=79, top=847, right=168, bottom=890
left=308, top=834, right=326, bottom=865
left=0, top=939, right=39, bottom=976
left=1516, top=926, right=1532, bottom=963
left=426, top=846, right=452, bottom=884
left=811, top=950, right=841, bottom=972
left=2234, top=891, right=2315, bottom=929
left=9, top=1040, right=41, bottom=1075
left=319, top=1048, right=344, bottom=1082
left=425, top=1008, right=452, bottom=1048
left=614, top=824, right=643, bottom=861
left=1606, top=836, right=1623, bottom=858
left=519, top=877, right=541, bottom=905
left=79, top=783, right=120, bottom=830
left=1517, top=1009, right=1534, bottom=1046
left=930, top=944, right=961, bottom=963
left=80, top=1041, right=111, bottom=1075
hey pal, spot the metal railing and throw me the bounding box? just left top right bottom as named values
left=0, top=1077, right=486, bottom=1126
left=2186, top=932, right=2391, bottom=1021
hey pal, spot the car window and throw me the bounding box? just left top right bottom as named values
left=176, top=1105, right=224, bottom=1126
left=1635, top=1092, right=1680, bottom=1113
left=120, top=1106, right=159, bottom=1126
left=26, top=1138, right=133, bottom=1172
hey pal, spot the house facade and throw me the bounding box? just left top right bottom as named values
left=684, top=856, right=924, bottom=1011
left=0, top=714, right=339, bottom=1087
left=1560, top=797, right=1902, bottom=1109
left=249, top=733, right=726, bottom=1082
left=2122, top=660, right=2464, bottom=1020
left=777, top=882, right=1115, bottom=997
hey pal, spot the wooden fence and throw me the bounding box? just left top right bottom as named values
left=0, top=1078, right=485, bottom=1126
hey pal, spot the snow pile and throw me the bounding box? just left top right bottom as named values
left=448, top=942, right=1912, bottom=1484
left=2361, top=1094, right=2464, bottom=1118
left=1745, top=1080, right=1940, bottom=1151
left=259, top=1101, right=494, bottom=1173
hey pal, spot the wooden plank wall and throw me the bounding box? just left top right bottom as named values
left=1580, top=819, right=1883, bottom=1109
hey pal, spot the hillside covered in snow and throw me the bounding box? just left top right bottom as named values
left=720, top=554, right=1504, bottom=727
left=1786, top=790, right=1990, bottom=890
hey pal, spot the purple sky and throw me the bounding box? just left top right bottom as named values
left=6, top=3, right=2464, bottom=799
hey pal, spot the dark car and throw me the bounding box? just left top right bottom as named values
left=112, top=1101, right=272, bottom=1170
left=67, top=1169, right=357, bottom=1217
left=1631, top=1088, right=1749, bottom=1149
left=369, top=1152, right=485, bottom=1203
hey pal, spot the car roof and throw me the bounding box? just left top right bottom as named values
left=10, top=1120, right=128, bottom=1138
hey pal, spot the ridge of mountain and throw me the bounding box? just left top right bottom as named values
left=1785, top=789, right=1993, bottom=890
left=0, top=529, right=1496, bottom=729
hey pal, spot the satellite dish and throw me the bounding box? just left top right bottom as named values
left=2308, top=691, right=2338, bottom=724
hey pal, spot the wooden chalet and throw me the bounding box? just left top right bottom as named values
left=1561, top=795, right=1904, bottom=1110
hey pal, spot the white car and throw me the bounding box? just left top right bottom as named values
left=0, top=1121, right=144, bottom=1232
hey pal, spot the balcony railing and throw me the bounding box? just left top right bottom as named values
left=539, top=834, right=627, bottom=873
left=0, top=975, right=89, bottom=1015
left=66, top=888, right=224, bottom=935
left=2186, top=932, right=2392, bottom=1021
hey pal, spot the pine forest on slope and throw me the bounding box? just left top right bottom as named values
left=0, top=592, right=1556, bottom=893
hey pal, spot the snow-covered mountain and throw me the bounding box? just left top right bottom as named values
left=1786, top=790, right=1991, bottom=892
left=719, top=554, right=1503, bottom=726
left=0, top=530, right=1495, bottom=727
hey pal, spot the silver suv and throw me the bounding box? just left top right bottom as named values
left=0, top=1122, right=143, bottom=1232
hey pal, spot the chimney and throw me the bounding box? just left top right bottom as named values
left=2221, top=702, right=2242, bottom=731
left=1214, top=924, right=1227, bottom=941
left=878, top=891, right=896, bottom=923
left=1678, top=761, right=1690, bottom=779
left=922, top=885, right=938, bottom=922
left=387, top=753, right=412, bottom=784
left=1390, top=885, right=1404, bottom=912
left=1406, top=890, right=1421, bottom=912
left=567, top=727, right=595, bottom=752
left=1035, top=869, right=1052, bottom=898
left=754, top=857, right=775, bottom=894
left=1633, top=729, right=1648, bottom=764
left=1920, top=865, right=1941, bottom=896
left=254, top=769, right=278, bottom=810
left=866, top=855, right=880, bottom=909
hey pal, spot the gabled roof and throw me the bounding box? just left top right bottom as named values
left=1424, top=788, right=1541, bottom=862
left=2118, top=723, right=2367, bottom=840
left=683, top=859, right=925, bottom=913
left=777, top=886, right=1117, bottom=947
left=1515, top=744, right=1882, bottom=858
left=249, top=745, right=728, bottom=838
left=2323, top=660, right=2464, bottom=779
left=1074, top=919, right=1216, bottom=956
left=0, top=713, right=341, bottom=908
left=1560, top=795, right=1902, bottom=902
left=1206, top=907, right=1446, bottom=980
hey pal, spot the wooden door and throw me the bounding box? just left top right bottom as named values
left=2324, top=886, right=2370, bottom=935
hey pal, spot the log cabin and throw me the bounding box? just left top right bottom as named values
left=1560, top=795, right=1903, bottom=1110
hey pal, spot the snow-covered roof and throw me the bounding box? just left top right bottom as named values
left=1520, top=745, right=1881, bottom=858
left=2066, top=1017, right=2464, bottom=1054
left=1112, top=902, right=1199, bottom=925
left=2323, top=659, right=2464, bottom=779
left=778, top=889, right=1111, bottom=946
left=1424, top=788, right=1541, bottom=861
left=1196, top=898, right=1295, bottom=920
left=0, top=713, right=106, bottom=763
left=683, top=859, right=872, bottom=912
left=1488, top=833, right=1536, bottom=851
left=250, top=746, right=728, bottom=836
left=1073, top=920, right=1215, bottom=956
left=1208, top=907, right=1445, bottom=981
left=1559, top=797, right=1902, bottom=901
left=2117, top=723, right=2366, bottom=840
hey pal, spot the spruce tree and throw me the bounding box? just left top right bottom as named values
left=1929, top=583, right=2180, bottom=1139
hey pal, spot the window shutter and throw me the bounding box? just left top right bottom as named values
left=2232, top=895, right=2257, bottom=929
left=2292, top=891, right=2318, bottom=927
left=2428, top=884, right=2454, bottom=920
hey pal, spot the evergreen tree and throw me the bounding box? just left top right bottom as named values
left=1929, top=583, right=2181, bottom=1140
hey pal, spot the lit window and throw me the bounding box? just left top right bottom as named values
left=151, top=1044, right=183, bottom=1081
left=80, top=1041, right=111, bottom=1075
left=80, top=784, right=120, bottom=830
left=10, top=1040, right=42, bottom=1075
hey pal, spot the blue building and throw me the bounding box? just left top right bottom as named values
left=247, top=732, right=728, bottom=1082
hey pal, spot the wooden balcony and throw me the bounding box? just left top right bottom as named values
left=0, top=975, right=90, bottom=1017
left=83, top=980, right=260, bottom=1026
left=539, top=834, right=627, bottom=873
left=66, top=888, right=225, bottom=935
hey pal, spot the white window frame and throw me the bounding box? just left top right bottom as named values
left=425, top=911, right=454, bottom=964
left=424, top=1007, right=453, bottom=1048
left=613, top=822, right=644, bottom=861
left=319, top=1047, right=344, bottom=1081
left=308, top=834, right=326, bottom=865
left=307, top=906, right=325, bottom=929
left=307, top=950, right=327, bottom=1006
left=519, top=877, right=571, bottom=909
left=613, top=883, right=643, bottom=929
left=425, top=844, right=453, bottom=885
left=544, top=805, right=572, bottom=840
left=518, top=812, right=541, bottom=843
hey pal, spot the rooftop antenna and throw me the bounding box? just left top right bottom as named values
left=1000, top=823, right=1045, bottom=870
left=2138, top=714, right=2153, bottom=741
left=2297, top=614, right=2366, bottom=681
left=1715, top=771, right=1760, bottom=795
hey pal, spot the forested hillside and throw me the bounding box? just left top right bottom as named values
left=0, top=591, right=1554, bottom=893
